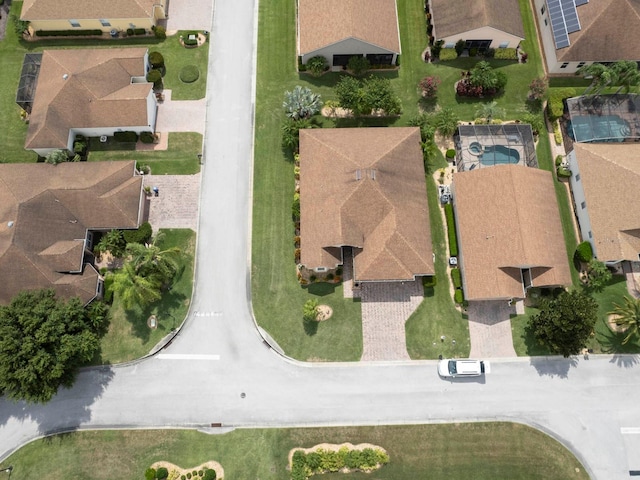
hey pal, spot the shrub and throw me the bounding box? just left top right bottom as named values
left=147, top=69, right=162, bottom=84
left=555, top=155, right=564, bottom=166
left=127, top=28, right=134, bottom=36
left=454, top=288, right=464, bottom=304
left=123, top=222, right=153, bottom=244
left=145, top=468, right=156, bottom=480
left=179, top=65, right=200, bottom=83
left=445, top=148, right=456, bottom=159
left=575, top=241, right=593, bottom=263
left=149, top=51, right=165, bottom=68
left=557, top=166, right=571, bottom=178
left=336, top=267, right=343, bottom=276
left=181, top=476, right=186, bottom=480
left=303, top=299, right=318, bottom=321
left=203, top=469, right=216, bottom=480
left=192, top=471, right=197, bottom=476
left=454, top=39, right=465, bottom=57
left=114, top=131, right=138, bottom=143
left=35, top=29, right=102, bottom=36
left=140, top=131, right=156, bottom=144
left=418, top=75, right=441, bottom=98
left=347, top=55, right=370, bottom=76
left=451, top=268, right=462, bottom=288
left=444, top=202, right=459, bottom=257
left=73, top=141, right=86, bottom=154
left=294, top=248, right=301, bottom=263
left=186, top=473, right=192, bottom=479
left=153, top=25, right=166, bottom=39
left=484, top=47, right=495, bottom=58
left=431, top=39, right=444, bottom=58
left=156, top=467, right=169, bottom=480
left=469, top=47, right=478, bottom=57
left=306, top=55, right=327, bottom=77
left=439, top=48, right=458, bottom=61
left=294, top=235, right=301, bottom=246
left=45, top=149, right=68, bottom=165
left=422, top=275, right=437, bottom=288
left=547, top=87, right=576, bottom=120
left=528, top=77, right=548, bottom=101
left=494, top=47, right=518, bottom=60
left=134, top=28, right=145, bottom=35
left=292, top=192, right=300, bottom=219
left=553, top=121, right=562, bottom=145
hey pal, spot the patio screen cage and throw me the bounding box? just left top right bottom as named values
left=16, top=53, right=42, bottom=113
left=566, top=94, right=640, bottom=143
left=453, top=124, right=538, bottom=172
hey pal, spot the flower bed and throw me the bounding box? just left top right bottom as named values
left=288, top=443, right=388, bottom=480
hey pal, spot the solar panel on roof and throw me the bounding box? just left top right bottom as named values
left=575, top=0, right=588, bottom=6
left=547, top=0, right=583, bottom=49
left=561, top=0, right=581, bottom=33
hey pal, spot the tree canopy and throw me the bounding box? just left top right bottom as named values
left=609, top=296, right=640, bottom=345
left=0, top=290, right=109, bottom=403
left=529, top=290, right=597, bottom=357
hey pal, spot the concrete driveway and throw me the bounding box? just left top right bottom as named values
left=165, top=0, right=214, bottom=31
left=155, top=90, right=206, bottom=135
left=468, top=300, right=517, bottom=358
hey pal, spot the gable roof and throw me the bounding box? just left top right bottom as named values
left=25, top=48, right=152, bottom=151
left=298, top=0, right=401, bottom=55
left=430, top=0, right=525, bottom=39
left=299, top=127, right=433, bottom=282
left=571, top=143, right=640, bottom=261
left=0, top=161, right=143, bottom=304
left=21, top=0, right=163, bottom=21
left=453, top=165, right=571, bottom=300
left=554, top=0, right=640, bottom=62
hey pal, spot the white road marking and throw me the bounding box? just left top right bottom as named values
left=621, top=428, right=640, bottom=434
left=156, top=354, right=220, bottom=360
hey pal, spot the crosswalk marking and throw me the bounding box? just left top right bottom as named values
left=156, top=354, right=220, bottom=360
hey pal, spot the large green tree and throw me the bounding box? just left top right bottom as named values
left=0, top=290, right=109, bottom=403
left=609, top=296, right=640, bottom=345
left=529, top=290, right=597, bottom=357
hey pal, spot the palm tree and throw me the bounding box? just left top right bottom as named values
left=125, top=241, right=180, bottom=287
left=434, top=108, right=459, bottom=137
left=475, top=101, right=505, bottom=124
left=611, top=61, right=640, bottom=94
left=609, top=296, right=640, bottom=345
left=577, top=63, right=614, bottom=96
left=110, top=262, right=162, bottom=310
left=283, top=86, right=322, bottom=120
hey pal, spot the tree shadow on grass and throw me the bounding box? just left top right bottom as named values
left=595, top=320, right=640, bottom=368
left=124, top=289, right=186, bottom=343
left=418, top=97, right=438, bottom=113
left=334, top=116, right=400, bottom=128
left=303, top=317, right=318, bottom=336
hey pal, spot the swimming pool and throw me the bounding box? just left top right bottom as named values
left=569, top=115, right=631, bottom=142
left=479, top=145, right=520, bottom=166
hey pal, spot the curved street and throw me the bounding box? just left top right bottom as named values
left=1, top=0, right=640, bottom=479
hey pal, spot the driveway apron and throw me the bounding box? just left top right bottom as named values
left=165, top=0, right=214, bottom=31
left=143, top=174, right=201, bottom=231
left=467, top=300, right=517, bottom=358
left=155, top=90, right=206, bottom=135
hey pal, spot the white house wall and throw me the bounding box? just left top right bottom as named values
left=301, top=37, right=397, bottom=65
left=440, top=26, right=522, bottom=49
left=568, top=150, right=596, bottom=255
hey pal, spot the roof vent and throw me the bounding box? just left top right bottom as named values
left=355, top=169, right=362, bottom=180
left=370, top=169, right=376, bottom=180
left=7, top=221, right=14, bottom=228
left=62, top=73, right=69, bottom=80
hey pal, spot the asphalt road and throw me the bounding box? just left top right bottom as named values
left=1, top=1, right=640, bottom=479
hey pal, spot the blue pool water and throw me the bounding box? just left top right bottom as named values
left=568, top=115, right=631, bottom=142
left=480, top=145, right=520, bottom=165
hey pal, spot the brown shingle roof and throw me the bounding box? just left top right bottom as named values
left=556, top=0, right=640, bottom=61
left=21, top=0, right=163, bottom=21
left=298, top=0, right=401, bottom=55
left=430, top=0, right=525, bottom=39
left=299, top=127, right=433, bottom=282
left=0, top=161, right=143, bottom=304
left=25, top=48, right=152, bottom=151
left=572, top=143, right=640, bottom=261
left=453, top=165, right=571, bottom=300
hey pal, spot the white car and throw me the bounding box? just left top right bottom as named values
left=438, top=359, right=486, bottom=378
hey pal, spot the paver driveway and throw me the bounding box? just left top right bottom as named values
left=156, top=90, right=206, bottom=135
left=143, top=174, right=201, bottom=231
left=467, top=300, right=517, bottom=358
left=165, top=0, right=214, bottom=31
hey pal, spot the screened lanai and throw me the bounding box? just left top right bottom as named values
left=566, top=95, right=640, bottom=143
left=453, top=124, right=537, bottom=172
left=16, top=53, right=42, bottom=114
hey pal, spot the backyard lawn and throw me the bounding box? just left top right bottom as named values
left=97, top=229, right=196, bottom=364
left=2, top=423, right=588, bottom=480
left=0, top=2, right=207, bottom=163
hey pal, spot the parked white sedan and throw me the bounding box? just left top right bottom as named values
left=438, top=359, right=488, bottom=378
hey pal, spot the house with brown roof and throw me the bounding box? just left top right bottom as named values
left=0, top=161, right=144, bottom=305
left=533, top=0, right=640, bottom=74
left=24, top=48, right=157, bottom=157
left=568, top=143, right=640, bottom=265
left=452, top=165, right=571, bottom=301
left=428, top=0, right=524, bottom=52
left=297, top=0, right=401, bottom=69
left=20, top=0, right=166, bottom=35
left=299, top=127, right=434, bottom=282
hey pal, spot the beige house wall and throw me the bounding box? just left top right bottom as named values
left=440, top=26, right=522, bottom=49
left=301, top=37, right=399, bottom=68
left=28, top=17, right=159, bottom=34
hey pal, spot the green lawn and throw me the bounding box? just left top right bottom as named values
left=97, top=229, right=196, bottom=364
left=88, top=132, right=202, bottom=175
left=3, top=423, right=588, bottom=480
left=0, top=3, right=206, bottom=163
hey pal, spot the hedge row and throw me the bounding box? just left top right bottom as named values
left=451, top=268, right=462, bottom=289
left=575, top=241, right=593, bottom=263
left=439, top=48, right=458, bottom=61
left=123, top=222, right=152, bottom=245
left=36, top=29, right=102, bottom=37
left=126, top=28, right=146, bottom=36
left=444, top=203, right=459, bottom=257
left=547, top=87, right=577, bottom=120
left=454, top=288, right=465, bottom=304
left=494, top=48, right=518, bottom=60
left=291, top=448, right=389, bottom=480
left=114, top=131, right=139, bottom=143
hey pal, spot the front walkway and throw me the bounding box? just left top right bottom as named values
left=143, top=174, right=201, bottom=231
left=360, top=280, right=424, bottom=362
left=155, top=90, right=207, bottom=135
left=468, top=300, right=517, bottom=358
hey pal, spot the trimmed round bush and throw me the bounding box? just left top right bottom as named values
left=156, top=467, right=169, bottom=480
left=153, top=25, right=166, bottom=39
left=445, top=148, right=456, bottom=159
left=186, top=473, right=192, bottom=480
left=179, top=65, right=200, bottom=83
left=145, top=468, right=156, bottom=480
left=454, top=288, right=464, bottom=304
left=203, top=469, right=216, bottom=480
left=147, top=69, right=162, bottom=84
left=575, top=241, right=593, bottom=263
left=149, top=51, right=165, bottom=68
left=140, top=131, right=156, bottom=144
